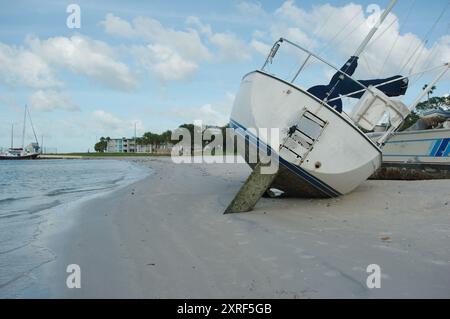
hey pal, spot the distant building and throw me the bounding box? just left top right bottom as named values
left=106, top=138, right=173, bottom=153
left=106, top=138, right=136, bottom=153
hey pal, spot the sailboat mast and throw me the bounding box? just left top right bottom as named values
left=21, top=105, right=27, bottom=149
left=27, top=107, right=39, bottom=147
left=324, top=0, right=398, bottom=102
left=11, top=124, right=14, bottom=148
left=353, top=0, right=398, bottom=58
left=408, top=63, right=450, bottom=111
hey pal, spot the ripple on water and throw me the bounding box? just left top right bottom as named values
left=0, top=159, right=150, bottom=296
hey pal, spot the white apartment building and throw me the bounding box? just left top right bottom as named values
left=106, top=138, right=173, bottom=153
left=106, top=138, right=136, bottom=153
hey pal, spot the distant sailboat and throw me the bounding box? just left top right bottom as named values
left=0, top=105, right=40, bottom=160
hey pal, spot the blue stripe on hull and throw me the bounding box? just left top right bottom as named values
left=435, top=138, right=450, bottom=157
left=444, top=143, right=450, bottom=157
left=429, top=139, right=442, bottom=156
left=229, top=119, right=342, bottom=197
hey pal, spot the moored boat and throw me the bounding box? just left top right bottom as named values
left=0, top=149, right=39, bottom=160
left=0, top=105, right=40, bottom=160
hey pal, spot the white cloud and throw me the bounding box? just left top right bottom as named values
left=29, top=90, right=79, bottom=112
left=102, top=13, right=136, bottom=38
left=196, top=103, right=228, bottom=126
left=92, top=109, right=143, bottom=134
left=209, top=32, right=252, bottom=61
left=103, top=13, right=254, bottom=76
left=273, top=25, right=318, bottom=50
left=248, top=1, right=450, bottom=79
left=250, top=39, right=271, bottom=55
left=274, top=0, right=311, bottom=29
left=186, top=16, right=252, bottom=62
left=102, top=13, right=212, bottom=81
left=92, top=109, right=124, bottom=130
left=252, top=30, right=267, bottom=39
left=186, top=16, right=213, bottom=37
left=237, top=1, right=267, bottom=18
left=0, top=42, right=60, bottom=89
left=133, top=44, right=198, bottom=81
left=27, top=35, right=137, bottom=90
left=0, top=34, right=138, bottom=92
left=170, top=92, right=235, bottom=126
left=132, top=16, right=212, bottom=62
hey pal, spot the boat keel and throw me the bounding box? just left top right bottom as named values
left=224, top=162, right=278, bottom=214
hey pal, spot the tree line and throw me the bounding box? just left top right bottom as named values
left=94, top=124, right=233, bottom=153
left=399, top=94, right=449, bottom=131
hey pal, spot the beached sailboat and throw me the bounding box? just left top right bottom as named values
left=0, top=105, right=40, bottom=160
left=225, top=0, right=449, bottom=213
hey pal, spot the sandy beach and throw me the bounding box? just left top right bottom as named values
left=18, top=157, right=450, bottom=298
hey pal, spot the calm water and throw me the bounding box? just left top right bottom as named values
left=0, top=159, right=149, bottom=297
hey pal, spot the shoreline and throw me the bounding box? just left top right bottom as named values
left=36, top=154, right=172, bottom=160
left=4, top=157, right=450, bottom=298
left=0, top=158, right=152, bottom=298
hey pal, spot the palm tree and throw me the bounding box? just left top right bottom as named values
left=422, top=84, right=436, bottom=107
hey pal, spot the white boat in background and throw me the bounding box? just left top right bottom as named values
left=0, top=105, right=40, bottom=160
left=369, top=109, right=450, bottom=166
left=225, top=0, right=449, bottom=213
left=0, top=148, right=39, bottom=160
left=382, top=129, right=450, bottom=165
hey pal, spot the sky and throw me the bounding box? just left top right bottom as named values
left=0, top=0, right=449, bottom=152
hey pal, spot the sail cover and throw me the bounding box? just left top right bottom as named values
left=307, top=56, right=408, bottom=112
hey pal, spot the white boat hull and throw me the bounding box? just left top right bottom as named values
left=370, top=128, right=450, bottom=165
left=230, top=71, right=382, bottom=197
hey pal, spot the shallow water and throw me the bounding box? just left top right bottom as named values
left=0, top=159, right=149, bottom=297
